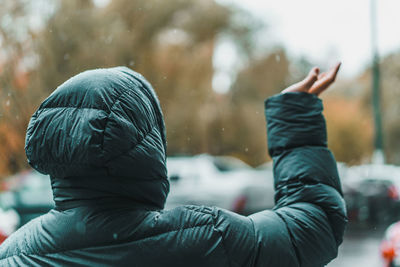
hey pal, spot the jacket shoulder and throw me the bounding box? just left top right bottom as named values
left=140, top=206, right=257, bottom=267
left=0, top=206, right=258, bottom=267
left=0, top=214, right=46, bottom=262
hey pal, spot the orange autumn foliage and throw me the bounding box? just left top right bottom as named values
left=323, top=96, right=374, bottom=165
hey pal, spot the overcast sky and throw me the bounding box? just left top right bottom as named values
left=217, top=0, right=400, bottom=77
left=94, top=0, right=400, bottom=92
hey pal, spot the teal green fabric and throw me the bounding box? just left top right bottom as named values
left=0, top=68, right=346, bottom=267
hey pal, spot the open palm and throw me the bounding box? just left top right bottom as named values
left=282, top=62, right=341, bottom=96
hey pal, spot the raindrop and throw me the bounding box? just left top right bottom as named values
left=221, top=128, right=225, bottom=131
left=105, top=35, right=113, bottom=44
left=113, top=233, right=118, bottom=240
left=129, top=60, right=135, bottom=66
left=6, top=100, right=10, bottom=106
left=163, top=76, right=167, bottom=80
left=187, top=137, right=191, bottom=141
left=245, top=147, right=249, bottom=152
left=7, top=93, right=11, bottom=97
left=64, top=54, right=70, bottom=60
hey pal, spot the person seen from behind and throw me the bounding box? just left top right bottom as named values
left=0, top=62, right=346, bottom=266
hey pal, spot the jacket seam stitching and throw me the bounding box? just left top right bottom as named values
left=104, top=125, right=158, bottom=164
left=0, top=223, right=213, bottom=261
left=211, top=210, right=232, bottom=267
left=100, top=88, right=132, bottom=158
left=36, top=106, right=108, bottom=111
left=248, top=217, right=257, bottom=266
left=275, top=211, right=302, bottom=266
left=274, top=182, right=345, bottom=208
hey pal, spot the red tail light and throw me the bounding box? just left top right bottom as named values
left=381, top=240, right=396, bottom=261
left=0, top=181, right=8, bottom=192
left=388, top=185, right=399, bottom=200
left=232, top=195, right=247, bottom=214
left=0, top=231, right=7, bottom=245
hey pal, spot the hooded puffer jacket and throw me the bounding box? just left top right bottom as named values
left=0, top=67, right=347, bottom=267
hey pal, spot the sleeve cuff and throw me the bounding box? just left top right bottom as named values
left=265, top=92, right=327, bottom=157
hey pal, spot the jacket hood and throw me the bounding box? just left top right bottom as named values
left=25, top=67, right=169, bottom=210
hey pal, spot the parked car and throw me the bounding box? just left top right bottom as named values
left=0, top=170, right=54, bottom=228
left=0, top=208, right=19, bottom=245
left=381, top=221, right=400, bottom=267
left=0, top=155, right=274, bottom=230
left=342, top=180, right=369, bottom=223
left=343, top=164, right=400, bottom=225
left=165, top=154, right=275, bottom=215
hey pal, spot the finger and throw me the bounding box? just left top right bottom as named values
left=326, top=62, right=341, bottom=81
left=281, top=67, right=319, bottom=94
left=291, top=67, right=318, bottom=92
left=318, top=72, right=327, bottom=80
left=301, top=67, right=319, bottom=89
left=309, top=62, right=341, bottom=95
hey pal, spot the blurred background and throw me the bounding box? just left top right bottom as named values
left=1, top=0, right=400, bottom=266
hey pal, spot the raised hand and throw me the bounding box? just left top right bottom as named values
left=281, top=62, right=341, bottom=96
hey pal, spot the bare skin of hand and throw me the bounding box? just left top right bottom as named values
left=281, top=62, right=341, bottom=96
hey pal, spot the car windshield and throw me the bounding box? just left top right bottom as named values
left=212, top=156, right=250, bottom=172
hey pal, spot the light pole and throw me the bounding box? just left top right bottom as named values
left=370, top=0, right=384, bottom=164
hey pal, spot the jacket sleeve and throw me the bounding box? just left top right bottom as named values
left=248, top=92, right=347, bottom=267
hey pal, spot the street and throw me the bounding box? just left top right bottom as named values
left=328, top=225, right=386, bottom=267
